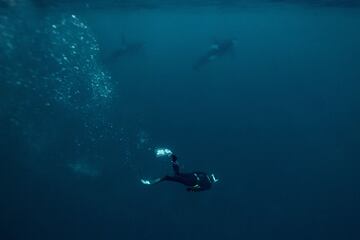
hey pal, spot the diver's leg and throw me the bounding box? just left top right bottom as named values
left=141, top=176, right=173, bottom=185
left=161, top=175, right=183, bottom=184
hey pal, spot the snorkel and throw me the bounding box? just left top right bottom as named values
left=210, top=173, right=219, bottom=183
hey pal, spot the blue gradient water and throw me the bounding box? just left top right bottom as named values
left=1, top=1, right=360, bottom=239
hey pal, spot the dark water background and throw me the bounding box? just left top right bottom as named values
left=1, top=0, right=360, bottom=239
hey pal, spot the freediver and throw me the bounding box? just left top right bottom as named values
left=104, top=34, right=144, bottom=64
left=193, top=39, right=237, bottom=70
left=141, top=149, right=219, bottom=192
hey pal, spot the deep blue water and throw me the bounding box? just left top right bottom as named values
left=1, top=1, right=360, bottom=239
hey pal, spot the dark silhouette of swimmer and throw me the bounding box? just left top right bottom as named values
left=193, top=39, right=237, bottom=71
left=104, top=35, right=144, bottom=64
left=141, top=152, right=219, bottom=192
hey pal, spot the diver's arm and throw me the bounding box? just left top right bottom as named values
left=170, top=153, right=177, bottom=162
left=170, top=153, right=180, bottom=175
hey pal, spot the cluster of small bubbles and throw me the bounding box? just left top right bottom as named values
left=43, top=13, right=113, bottom=112
left=91, top=70, right=113, bottom=99
left=6, top=16, right=98, bottom=118
left=0, top=11, right=131, bottom=174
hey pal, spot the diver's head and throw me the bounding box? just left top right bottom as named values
left=210, top=173, right=219, bottom=183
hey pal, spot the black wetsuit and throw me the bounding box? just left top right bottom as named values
left=160, top=155, right=213, bottom=192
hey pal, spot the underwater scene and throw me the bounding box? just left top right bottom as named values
left=1, top=0, right=360, bottom=239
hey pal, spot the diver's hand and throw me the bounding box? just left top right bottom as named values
left=155, top=148, right=173, bottom=158
left=141, top=179, right=151, bottom=185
